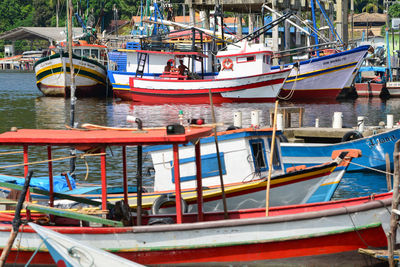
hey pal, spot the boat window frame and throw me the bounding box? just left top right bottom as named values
left=266, top=137, right=282, bottom=170
left=90, top=49, right=99, bottom=59
left=73, top=49, right=82, bottom=56
left=249, top=138, right=268, bottom=172
left=236, top=55, right=256, bottom=64
left=83, top=49, right=90, bottom=58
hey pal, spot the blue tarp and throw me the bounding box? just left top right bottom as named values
left=0, top=174, right=76, bottom=193
left=358, top=66, right=387, bottom=73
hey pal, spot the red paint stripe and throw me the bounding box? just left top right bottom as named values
left=131, top=78, right=285, bottom=95
left=2, top=226, right=386, bottom=265
left=132, top=68, right=290, bottom=83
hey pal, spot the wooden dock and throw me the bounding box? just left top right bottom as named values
left=283, top=127, right=389, bottom=143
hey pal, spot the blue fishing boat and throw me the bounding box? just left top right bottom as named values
left=280, top=127, right=400, bottom=172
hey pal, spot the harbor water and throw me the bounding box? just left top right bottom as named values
left=0, top=72, right=394, bottom=198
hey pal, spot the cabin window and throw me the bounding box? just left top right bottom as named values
left=74, top=49, right=81, bottom=56
left=249, top=139, right=267, bottom=172
left=263, top=55, right=271, bottom=64
left=91, top=49, right=99, bottom=59
left=83, top=49, right=90, bottom=57
left=237, top=56, right=256, bottom=64
left=267, top=137, right=282, bottom=169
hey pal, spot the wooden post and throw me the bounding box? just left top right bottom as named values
left=388, top=140, right=400, bottom=266
left=208, top=89, right=228, bottom=219
left=386, top=153, right=392, bottom=191
left=266, top=100, right=279, bottom=216
left=195, top=142, right=203, bottom=222
left=136, top=144, right=143, bottom=226
left=122, top=146, right=128, bottom=206
left=0, top=171, right=33, bottom=267
left=173, top=144, right=183, bottom=224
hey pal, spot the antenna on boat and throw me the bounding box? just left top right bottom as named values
left=67, top=0, right=77, bottom=177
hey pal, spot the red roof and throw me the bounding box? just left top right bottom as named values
left=0, top=128, right=213, bottom=147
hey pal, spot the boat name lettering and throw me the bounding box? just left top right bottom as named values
left=323, top=57, right=346, bottom=66
left=367, top=134, right=397, bottom=149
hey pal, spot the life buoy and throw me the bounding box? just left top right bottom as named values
left=222, top=58, right=234, bottom=71
left=152, top=194, right=188, bottom=215
left=341, top=130, right=363, bottom=142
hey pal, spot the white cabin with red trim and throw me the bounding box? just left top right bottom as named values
left=216, top=42, right=273, bottom=79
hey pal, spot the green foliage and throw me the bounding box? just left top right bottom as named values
left=389, top=3, right=400, bottom=18
left=0, top=0, right=141, bottom=34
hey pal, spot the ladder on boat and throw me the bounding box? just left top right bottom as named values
left=136, top=52, right=148, bottom=78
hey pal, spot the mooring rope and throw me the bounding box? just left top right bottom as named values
left=347, top=160, right=394, bottom=176
left=277, top=64, right=299, bottom=101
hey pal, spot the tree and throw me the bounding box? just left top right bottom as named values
left=389, top=3, right=400, bottom=18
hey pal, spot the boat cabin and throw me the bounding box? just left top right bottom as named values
left=47, top=40, right=108, bottom=65
left=216, top=42, right=274, bottom=79
left=145, top=128, right=284, bottom=192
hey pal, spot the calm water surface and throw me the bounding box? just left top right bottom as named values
left=0, top=72, right=395, bottom=197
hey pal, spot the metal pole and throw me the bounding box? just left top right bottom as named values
left=68, top=0, right=77, bottom=178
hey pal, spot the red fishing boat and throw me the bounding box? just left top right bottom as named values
left=0, top=126, right=391, bottom=266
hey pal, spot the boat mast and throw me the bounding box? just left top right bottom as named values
left=67, top=0, right=77, bottom=176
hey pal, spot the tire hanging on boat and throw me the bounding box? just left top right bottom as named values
left=341, top=130, right=363, bottom=142
left=151, top=194, right=188, bottom=215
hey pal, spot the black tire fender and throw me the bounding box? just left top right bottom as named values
left=151, top=194, right=188, bottom=215
left=341, top=130, right=363, bottom=142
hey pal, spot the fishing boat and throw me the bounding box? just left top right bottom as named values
left=0, top=126, right=388, bottom=266
left=29, top=222, right=144, bottom=267
left=0, top=126, right=357, bottom=210
left=126, top=41, right=291, bottom=104
left=34, top=40, right=109, bottom=97
left=145, top=127, right=359, bottom=208
left=386, top=81, right=400, bottom=97
left=275, top=45, right=371, bottom=101
left=353, top=66, right=388, bottom=98
left=280, top=127, right=400, bottom=172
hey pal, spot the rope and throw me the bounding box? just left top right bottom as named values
left=24, top=240, right=45, bottom=267
left=347, top=161, right=394, bottom=176
left=278, top=65, right=299, bottom=101
left=344, top=206, right=370, bottom=248
left=0, top=152, right=106, bottom=169
left=0, top=151, right=23, bottom=155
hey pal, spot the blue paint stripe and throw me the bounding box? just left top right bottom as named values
left=171, top=152, right=226, bottom=183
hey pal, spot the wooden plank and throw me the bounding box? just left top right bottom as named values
left=0, top=181, right=111, bottom=208
left=24, top=202, right=123, bottom=227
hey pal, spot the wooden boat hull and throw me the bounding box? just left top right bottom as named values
left=0, top=192, right=392, bottom=266
left=34, top=52, right=108, bottom=97
left=277, top=45, right=370, bottom=101
left=126, top=69, right=291, bottom=104
left=281, top=127, right=400, bottom=172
